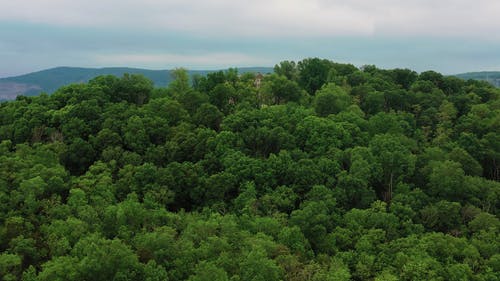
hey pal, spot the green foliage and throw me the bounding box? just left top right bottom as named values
left=261, top=74, right=303, bottom=104
left=240, top=249, right=282, bottom=281
left=188, top=261, right=228, bottom=281
left=0, top=59, right=498, bottom=281
left=297, top=58, right=333, bottom=94
left=169, top=68, right=191, bottom=96
left=274, top=60, right=299, bottom=81
left=313, top=83, right=352, bottom=116
left=369, top=133, right=416, bottom=201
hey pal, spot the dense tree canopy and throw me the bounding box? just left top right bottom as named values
left=0, top=58, right=499, bottom=280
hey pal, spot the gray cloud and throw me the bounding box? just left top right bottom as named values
left=1, top=0, right=499, bottom=77
left=2, top=0, right=499, bottom=38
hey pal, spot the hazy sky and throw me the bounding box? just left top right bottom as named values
left=1, top=0, right=500, bottom=77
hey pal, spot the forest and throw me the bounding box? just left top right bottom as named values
left=0, top=58, right=499, bottom=281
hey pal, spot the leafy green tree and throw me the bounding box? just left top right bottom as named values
left=313, top=83, right=352, bottom=116
left=209, top=83, right=237, bottom=114
left=62, top=138, right=96, bottom=175
left=369, top=134, right=416, bottom=202
left=368, top=112, right=414, bottom=137
left=143, top=261, right=169, bottom=281
left=290, top=185, right=338, bottom=252
left=420, top=200, right=462, bottom=233
left=240, top=249, right=282, bottom=281
left=193, top=103, right=224, bottom=131
left=169, top=68, right=191, bottom=96
left=0, top=253, right=22, bottom=281
left=298, top=58, right=333, bottom=94
left=447, top=147, right=483, bottom=177
left=390, top=68, right=418, bottom=89
left=274, top=60, right=299, bottom=81
left=133, top=226, right=177, bottom=265
left=89, top=74, right=153, bottom=105
left=145, top=98, right=189, bottom=126
left=261, top=74, right=303, bottom=104
left=427, top=160, right=465, bottom=202
left=188, top=261, right=229, bottom=281
left=418, top=70, right=445, bottom=89
left=362, top=90, right=386, bottom=115
left=468, top=212, right=500, bottom=233
left=296, top=116, right=350, bottom=155
left=123, top=116, right=150, bottom=154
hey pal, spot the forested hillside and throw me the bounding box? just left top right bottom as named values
left=455, top=72, right=500, bottom=88
left=0, top=67, right=273, bottom=100
left=0, top=58, right=499, bottom=281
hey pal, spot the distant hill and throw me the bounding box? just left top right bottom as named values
left=0, top=66, right=273, bottom=100
left=4, top=67, right=498, bottom=101
left=454, top=71, right=500, bottom=87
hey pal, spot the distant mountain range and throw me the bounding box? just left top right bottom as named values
left=1, top=67, right=498, bottom=100
left=0, top=66, right=273, bottom=100
left=454, top=71, right=500, bottom=87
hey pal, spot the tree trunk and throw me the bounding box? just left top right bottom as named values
left=388, top=172, right=394, bottom=203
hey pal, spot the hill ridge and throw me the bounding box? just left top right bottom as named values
left=0, top=66, right=273, bottom=100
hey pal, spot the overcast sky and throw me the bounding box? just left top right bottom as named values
left=1, top=0, right=500, bottom=77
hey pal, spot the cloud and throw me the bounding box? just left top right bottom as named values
left=2, top=0, right=499, bottom=38
left=1, top=1, right=499, bottom=76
